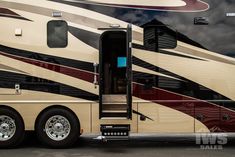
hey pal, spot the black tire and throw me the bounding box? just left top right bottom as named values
left=35, top=107, right=80, bottom=148
left=0, top=107, right=25, bottom=148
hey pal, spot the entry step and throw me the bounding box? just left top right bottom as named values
left=102, top=110, right=127, bottom=113
left=100, top=95, right=130, bottom=119
left=101, top=112, right=128, bottom=118
left=102, top=104, right=127, bottom=110
left=100, top=117, right=128, bottom=120
left=101, top=103, right=128, bottom=118
left=100, top=124, right=130, bottom=139
left=102, top=94, right=127, bottom=103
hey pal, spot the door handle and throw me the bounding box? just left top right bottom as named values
left=15, top=83, right=21, bottom=94
left=93, top=63, right=98, bottom=88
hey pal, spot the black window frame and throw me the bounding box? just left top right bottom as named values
left=47, top=20, right=68, bottom=48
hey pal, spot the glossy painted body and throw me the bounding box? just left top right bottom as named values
left=0, top=0, right=234, bottom=134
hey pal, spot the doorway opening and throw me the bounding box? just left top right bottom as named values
left=99, top=29, right=132, bottom=119
left=101, top=31, right=127, bottom=95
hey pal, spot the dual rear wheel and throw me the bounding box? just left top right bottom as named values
left=36, top=107, right=80, bottom=148
left=0, top=107, right=80, bottom=148
left=0, top=107, right=25, bottom=148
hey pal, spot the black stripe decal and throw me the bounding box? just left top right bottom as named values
left=0, top=14, right=32, bottom=21
left=133, top=56, right=184, bottom=80
left=0, top=71, right=98, bottom=100
left=159, top=50, right=207, bottom=61
left=68, top=26, right=205, bottom=62
left=133, top=43, right=207, bottom=61
left=69, top=26, right=100, bottom=50
left=132, top=55, right=235, bottom=111
left=133, top=110, right=154, bottom=121
left=0, top=44, right=94, bottom=73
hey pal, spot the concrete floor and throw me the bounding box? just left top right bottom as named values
left=1, top=132, right=235, bottom=157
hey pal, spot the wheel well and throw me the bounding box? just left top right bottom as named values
left=35, top=105, right=80, bottom=130
left=0, top=105, right=25, bottom=127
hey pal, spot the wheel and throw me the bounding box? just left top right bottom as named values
left=36, top=107, right=80, bottom=148
left=0, top=107, right=25, bottom=148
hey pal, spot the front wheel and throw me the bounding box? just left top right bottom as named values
left=35, top=107, right=80, bottom=148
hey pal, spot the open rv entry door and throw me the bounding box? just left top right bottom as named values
left=126, top=24, right=132, bottom=119
left=98, top=24, right=132, bottom=119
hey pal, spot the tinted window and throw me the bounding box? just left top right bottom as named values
left=144, top=25, right=177, bottom=51
left=47, top=20, right=68, bottom=48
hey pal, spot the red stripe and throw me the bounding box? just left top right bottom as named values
left=2, top=51, right=235, bottom=132
left=133, top=83, right=235, bottom=132
left=94, top=0, right=209, bottom=11
left=0, top=51, right=95, bottom=83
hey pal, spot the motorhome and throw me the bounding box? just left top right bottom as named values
left=0, top=0, right=235, bottom=148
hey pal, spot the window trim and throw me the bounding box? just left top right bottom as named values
left=47, top=20, right=68, bottom=48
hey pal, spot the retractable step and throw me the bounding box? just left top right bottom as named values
left=100, top=124, right=130, bottom=140
left=101, top=103, right=128, bottom=118
left=102, top=95, right=127, bottom=102
left=102, top=103, right=127, bottom=110
left=101, top=112, right=128, bottom=118
left=100, top=94, right=131, bottom=119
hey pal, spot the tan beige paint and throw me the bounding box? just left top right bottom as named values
left=133, top=64, right=183, bottom=81
left=133, top=48, right=235, bottom=101
left=0, top=0, right=226, bottom=134
left=0, top=54, right=99, bottom=95
left=0, top=0, right=143, bottom=44
left=0, top=89, right=209, bottom=132
left=138, top=102, right=209, bottom=133
left=0, top=11, right=99, bottom=64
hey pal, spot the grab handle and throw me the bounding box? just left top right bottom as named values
left=93, top=63, right=98, bottom=88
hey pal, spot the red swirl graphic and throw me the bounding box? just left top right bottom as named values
left=85, top=0, right=209, bottom=12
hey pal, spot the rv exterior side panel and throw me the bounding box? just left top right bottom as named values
left=0, top=0, right=235, bottom=148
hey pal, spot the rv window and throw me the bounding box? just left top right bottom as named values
left=47, top=20, right=68, bottom=48
left=144, top=26, right=177, bottom=51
